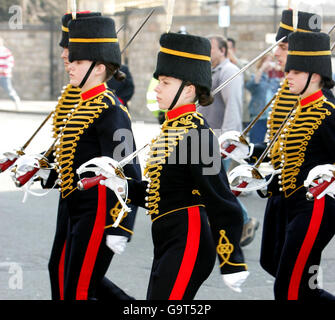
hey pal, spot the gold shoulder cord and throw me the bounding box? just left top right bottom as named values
left=105, top=89, right=132, bottom=120
left=55, top=95, right=109, bottom=199
left=266, top=79, right=299, bottom=144
left=144, top=112, right=201, bottom=216
left=273, top=97, right=335, bottom=197
left=52, top=85, right=81, bottom=138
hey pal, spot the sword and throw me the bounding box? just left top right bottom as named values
left=71, top=0, right=77, bottom=20
left=116, top=24, right=125, bottom=34
left=14, top=137, right=59, bottom=188
left=306, top=177, right=335, bottom=200
left=12, top=7, right=154, bottom=188
left=121, top=8, right=155, bottom=55
left=212, top=36, right=286, bottom=97
left=165, top=0, right=175, bottom=33
left=232, top=101, right=298, bottom=196
left=77, top=143, right=149, bottom=191
left=0, top=111, right=54, bottom=173
left=222, top=21, right=335, bottom=160
left=221, top=93, right=277, bottom=158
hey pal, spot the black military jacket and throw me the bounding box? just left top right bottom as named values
left=128, top=104, right=247, bottom=274
left=268, top=90, right=335, bottom=197
left=45, top=83, right=141, bottom=237
left=251, top=80, right=335, bottom=163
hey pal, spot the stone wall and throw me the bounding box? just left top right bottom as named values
left=0, top=22, right=64, bottom=101
left=114, top=9, right=335, bottom=121
left=0, top=10, right=334, bottom=122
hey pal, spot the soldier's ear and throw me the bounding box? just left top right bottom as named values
left=184, top=84, right=196, bottom=99
left=94, top=63, right=106, bottom=77
left=310, top=73, right=322, bottom=86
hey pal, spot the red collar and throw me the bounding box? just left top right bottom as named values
left=81, top=83, right=107, bottom=102
left=166, top=104, right=196, bottom=120
left=300, top=90, right=323, bottom=106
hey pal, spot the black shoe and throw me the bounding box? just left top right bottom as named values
left=240, top=217, right=259, bottom=247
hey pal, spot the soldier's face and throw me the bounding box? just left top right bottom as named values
left=286, top=69, right=309, bottom=94
left=68, top=60, right=93, bottom=88
left=274, top=42, right=288, bottom=70
left=154, top=76, right=194, bottom=110
left=61, top=48, right=70, bottom=72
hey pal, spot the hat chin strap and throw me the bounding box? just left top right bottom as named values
left=299, top=72, right=313, bottom=96
left=168, top=80, right=187, bottom=111
left=78, top=61, right=97, bottom=89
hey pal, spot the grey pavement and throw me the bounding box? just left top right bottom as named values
left=0, top=99, right=55, bottom=115
left=0, top=106, right=335, bottom=301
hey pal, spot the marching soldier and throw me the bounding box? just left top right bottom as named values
left=218, top=9, right=335, bottom=300
left=46, top=11, right=96, bottom=300
left=88, top=32, right=249, bottom=300
left=262, top=31, right=335, bottom=300
left=56, top=14, right=141, bottom=300
left=15, top=14, right=141, bottom=300
left=45, top=12, right=138, bottom=300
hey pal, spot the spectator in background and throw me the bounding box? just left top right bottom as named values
left=227, top=37, right=250, bottom=80
left=198, top=35, right=243, bottom=140
left=227, top=37, right=251, bottom=129
left=197, top=35, right=259, bottom=247
left=107, top=64, right=134, bottom=109
left=0, top=37, right=21, bottom=110
left=245, top=54, right=282, bottom=143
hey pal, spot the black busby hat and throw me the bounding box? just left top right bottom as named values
left=276, top=10, right=322, bottom=42
left=59, top=11, right=101, bottom=48
left=68, top=16, right=121, bottom=67
left=285, top=32, right=332, bottom=80
left=153, top=32, right=212, bottom=93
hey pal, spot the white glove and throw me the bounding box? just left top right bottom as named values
left=12, top=154, right=51, bottom=183
left=304, top=164, right=335, bottom=188
left=106, top=235, right=128, bottom=254
left=222, top=271, right=250, bottom=293
left=1, top=150, right=19, bottom=161
left=100, top=175, right=127, bottom=198
left=228, top=164, right=277, bottom=193
left=218, top=131, right=253, bottom=163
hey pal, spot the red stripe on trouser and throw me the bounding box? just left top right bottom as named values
left=169, top=206, right=201, bottom=300
left=75, top=184, right=106, bottom=300
left=287, top=197, right=325, bottom=300
left=58, top=242, right=66, bottom=300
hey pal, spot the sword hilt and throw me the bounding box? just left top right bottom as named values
left=0, top=157, right=18, bottom=173
left=77, top=174, right=107, bottom=191
left=232, top=181, right=249, bottom=197
left=15, top=167, right=39, bottom=187
left=221, top=144, right=237, bottom=159
left=306, top=177, right=335, bottom=201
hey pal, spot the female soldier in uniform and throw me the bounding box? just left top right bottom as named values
left=47, top=15, right=141, bottom=300
left=263, top=31, right=335, bottom=300
left=89, top=32, right=249, bottom=300
left=46, top=12, right=137, bottom=300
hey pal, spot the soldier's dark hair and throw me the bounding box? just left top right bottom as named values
left=96, top=61, right=126, bottom=82
left=196, top=86, right=214, bottom=106
left=184, top=81, right=213, bottom=106
left=321, top=77, right=335, bottom=89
